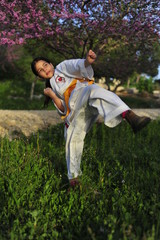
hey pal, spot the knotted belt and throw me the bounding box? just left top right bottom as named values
left=61, top=78, right=94, bottom=120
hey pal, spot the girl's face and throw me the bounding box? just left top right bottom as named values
left=35, top=60, right=54, bottom=79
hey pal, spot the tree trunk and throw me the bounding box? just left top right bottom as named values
left=127, top=78, right=130, bottom=88
left=30, top=78, right=37, bottom=100
left=113, top=82, right=122, bottom=92
left=105, top=77, right=110, bottom=91
left=136, top=74, right=140, bottom=84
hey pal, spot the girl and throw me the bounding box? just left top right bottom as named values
left=31, top=50, right=151, bottom=187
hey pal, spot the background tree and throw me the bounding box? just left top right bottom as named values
left=0, top=0, right=159, bottom=54
left=0, top=0, right=160, bottom=87
left=0, top=45, right=22, bottom=79
left=94, top=40, right=160, bottom=90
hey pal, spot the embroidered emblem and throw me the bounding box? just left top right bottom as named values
left=56, top=76, right=65, bottom=83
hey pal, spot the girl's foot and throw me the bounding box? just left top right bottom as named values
left=124, top=110, right=151, bottom=133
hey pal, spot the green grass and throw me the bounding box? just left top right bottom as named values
left=0, top=79, right=55, bottom=110
left=0, top=120, right=160, bottom=239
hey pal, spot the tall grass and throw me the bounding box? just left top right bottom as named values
left=0, top=121, right=160, bottom=239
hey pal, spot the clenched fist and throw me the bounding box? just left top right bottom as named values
left=85, top=50, right=97, bottom=67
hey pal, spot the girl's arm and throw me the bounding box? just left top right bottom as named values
left=44, top=88, right=65, bottom=112
left=56, top=50, right=96, bottom=80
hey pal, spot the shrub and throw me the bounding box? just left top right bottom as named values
left=136, top=76, right=153, bottom=93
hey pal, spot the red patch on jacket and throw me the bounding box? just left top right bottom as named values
left=56, top=76, right=65, bottom=83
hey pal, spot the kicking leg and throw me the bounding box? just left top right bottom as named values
left=88, top=84, right=151, bottom=132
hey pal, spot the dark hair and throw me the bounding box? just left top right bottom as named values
left=44, top=79, right=52, bottom=108
left=31, top=57, right=53, bottom=108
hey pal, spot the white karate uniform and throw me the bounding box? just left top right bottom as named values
left=50, top=59, right=130, bottom=180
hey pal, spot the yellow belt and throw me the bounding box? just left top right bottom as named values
left=61, top=78, right=94, bottom=120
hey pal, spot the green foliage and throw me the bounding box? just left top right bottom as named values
left=24, top=40, right=65, bottom=69
left=0, top=79, right=56, bottom=110
left=129, top=71, right=138, bottom=83
left=120, top=95, right=160, bottom=108
left=0, top=120, right=160, bottom=239
left=136, top=76, right=154, bottom=94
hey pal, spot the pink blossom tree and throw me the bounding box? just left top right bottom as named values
left=1, top=0, right=160, bottom=95
left=0, top=0, right=159, bottom=58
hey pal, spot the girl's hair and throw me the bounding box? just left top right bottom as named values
left=44, top=79, right=52, bottom=108
left=31, top=57, right=53, bottom=108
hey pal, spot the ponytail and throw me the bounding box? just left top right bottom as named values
left=43, top=79, right=52, bottom=108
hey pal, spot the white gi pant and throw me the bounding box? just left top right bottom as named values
left=65, top=82, right=130, bottom=180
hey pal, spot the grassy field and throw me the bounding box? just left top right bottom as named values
left=0, top=119, right=160, bottom=239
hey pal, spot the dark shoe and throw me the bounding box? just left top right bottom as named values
left=125, top=110, right=151, bottom=133
left=68, top=178, right=80, bottom=192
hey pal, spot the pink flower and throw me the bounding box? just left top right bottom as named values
left=18, top=38, right=24, bottom=44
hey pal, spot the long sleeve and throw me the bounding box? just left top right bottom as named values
left=56, top=59, right=94, bottom=80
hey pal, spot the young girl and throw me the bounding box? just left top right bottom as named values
left=31, top=50, right=151, bottom=187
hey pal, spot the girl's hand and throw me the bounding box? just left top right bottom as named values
left=44, top=88, right=55, bottom=97
left=85, top=50, right=97, bottom=67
